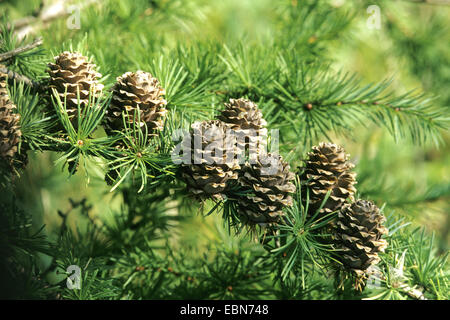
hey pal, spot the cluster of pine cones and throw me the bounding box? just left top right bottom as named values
left=177, top=97, right=387, bottom=288
left=9, top=50, right=387, bottom=286
left=301, top=142, right=389, bottom=286
left=45, top=52, right=297, bottom=229
left=180, top=98, right=296, bottom=226
left=47, top=51, right=167, bottom=136
left=45, top=51, right=388, bottom=283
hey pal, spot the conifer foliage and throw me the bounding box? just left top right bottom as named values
left=0, top=0, right=448, bottom=301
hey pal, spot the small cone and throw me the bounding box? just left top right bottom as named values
left=237, top=153, right=296, bottom=225
left=47, top=51, right=103, bottom=125
left=218, top=98, right=267, bottom=159
left=301, top=142, right=356, bottom=218
left=333, top=200, right=388, bottom=285
left=180, top=120, right=240, bottom=200
left=104, top=71, right=167, bottom=137
left=0, top=68, right=25, bottom=170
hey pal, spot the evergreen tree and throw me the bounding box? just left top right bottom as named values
left=0, top=0, right=448, bottom=300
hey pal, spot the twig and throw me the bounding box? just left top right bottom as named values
left=10, top=0, right=100, bottom=41
left=0, top=37, right=43, bottom=62
left=10, top=16, right=36, bottom=30
left=0, top=65, right=45, bottom=92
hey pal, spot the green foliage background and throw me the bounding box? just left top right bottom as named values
left=0, top=0, right=448, bottom=300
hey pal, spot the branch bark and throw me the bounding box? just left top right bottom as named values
left=0, top=65, right=45, bottom=92
left=7, top=0, right=100, bottom=41
left=0, top=37, right=43, bottom=62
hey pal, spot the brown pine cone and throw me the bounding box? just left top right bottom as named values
left=0, top=68, right=24, bottom=169
left=104, top=71, right=167, bottom=137
left=180, top=120, right=240, bottom=200
left=237, top=153, right=296, bottom=225
left=301, top=142, right=356, bottom=218
left=218, top=98, right=267, bottom=159
left=47, top=51, right=103, bottom=125
left=333, top=200, right=388, bottom=279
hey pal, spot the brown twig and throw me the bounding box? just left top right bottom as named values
left=9, top=16, right=36, bottom=30
left=0, top=65, right=45, bottom=92
left=0, top=37, right=43, bottom=62
left=8, top=0, right=100, bottom=40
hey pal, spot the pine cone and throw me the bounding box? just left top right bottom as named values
left=47, top=51, right=103, bottom=124
left=333, top=200, right=388, bottom=278
left=237, top=153, right=296, bottom=225
left=181, top=120, right=240, bottom=200
left=104, top=71, right=167, bottom=137
left=0, top=67, right=8, bottom=102
left=0, top=68, right=23, bottom=169
left=218, top=98, right=267, bottom=159
left=301, top=142, right=356, bottom=217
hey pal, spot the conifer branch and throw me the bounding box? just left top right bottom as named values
left=1, top=0, right=448, bottom=301
left=0, top=37, right=42, bottom=62
left=272, top=59, right=449, bottom=146
left=0, top=65, right=43, bottom=91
